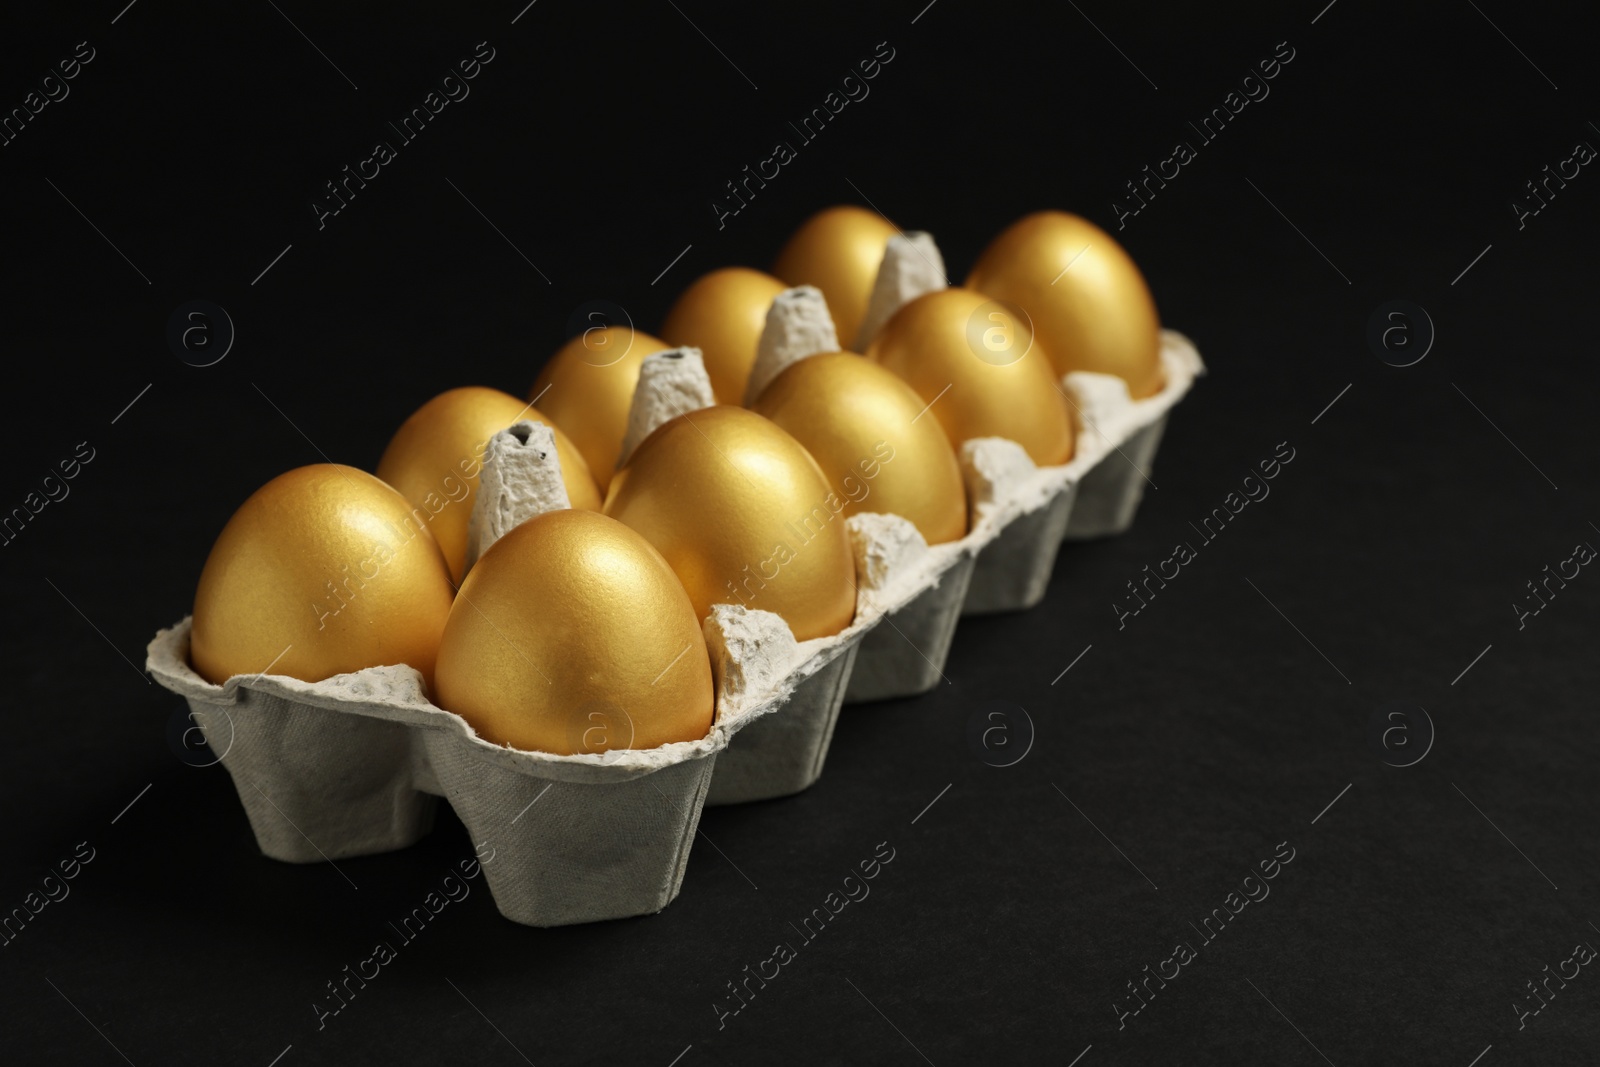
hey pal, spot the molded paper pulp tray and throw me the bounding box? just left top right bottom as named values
left=1063, top=330, right=1202, bottom=540
left=150, top=620, right=786, bottom=926
left=844, top=552, right=975, bottom=703
left=699, top=605, right=863, bottom=806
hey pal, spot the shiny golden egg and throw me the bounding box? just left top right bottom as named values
left=867, top=288, right=1074, bottom=467
left=750, top=352, right=966, bottom=545
left=433, top=509, right=714, bottom=755
left=604, top=406, right=856, bottom=641
left=966, top=211, right=1164, bottom=399
left=773, top=205, right=901, bottom=345
left=376, top=386, right=601, bottom=584
left=531, top=327, right=671, bottom=493
left=190, top=464, right=455, bottom=688
left=659, top=268, right=788, bottom=404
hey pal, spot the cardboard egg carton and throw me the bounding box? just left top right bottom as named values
left=143, top=321, right=1201, bottom=928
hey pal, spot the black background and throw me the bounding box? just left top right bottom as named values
left=2, top=1, right=1598, bottom=1064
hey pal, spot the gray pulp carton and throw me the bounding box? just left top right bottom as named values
left=144, top=332, right=1202, bottom=925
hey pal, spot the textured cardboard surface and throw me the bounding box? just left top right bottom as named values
left=845, top=552, right=976, bottom=702
left=1064, top=415, right=1168, bottom=540
left=705, top=642, right=859, bottom=805
left=1062, top=330, right=1202, bottom=539
left=964, top=484, right=1079, bottom=615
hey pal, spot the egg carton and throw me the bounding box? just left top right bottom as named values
left=144, top=335, right=1201, bottom=925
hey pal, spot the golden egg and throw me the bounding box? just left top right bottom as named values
left=531, top=326, right=671, bottom=492
left=773, top=205, right=901, bottom=345
left=433, top=509, right=714, bottom=755
left=190, top=464, right=455, bottom=688
left=867, top=288, right=1074, bottom=467
left=750, top=352, right=966, bottom=545
left=659, top=268, right=788, bottom=404
left=966, top=211, right=1164, bottom=399
left=604, top=406, right=856, bottom=641
left=376, top=386, right=601, bottom=584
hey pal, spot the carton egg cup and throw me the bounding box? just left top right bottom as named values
left=147, top=622, right=749, bottom=927
left=961, top=328, right=1203, bottom=615
left=1063, top=331, right=1202, bottom=541
left=843, top=330, right=1204, bottom=705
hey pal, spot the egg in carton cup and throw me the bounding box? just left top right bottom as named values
left=605, top=346, right=896, bottom=803
left=959, top=328, right=1204, bottom=609
left=958, top=210, right=1206, bottom=544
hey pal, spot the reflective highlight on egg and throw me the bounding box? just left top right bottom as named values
left=659, top=268, right=788, bottom=403
left=531, top=327, right=672, bottom=492
left=190, top=464, right=455, bottom=687
left=377, top=386, right=601, bottom=583
left=604, top=406, right=856, bottom=641
left=750, top=352, right=966, bottom=545
left=966, top=211, right=1164, bottom=399
left=868, top=288, right=1074, bottom=467
left=772, top=205, right=901, bottom=346
left=433, top=510, right=714, bottom=755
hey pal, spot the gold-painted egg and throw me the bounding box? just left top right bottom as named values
left=433, top=509, right=714, bottom=755
left=750, top=352, right=966, bottom=545
left=659, top=268, right=788, bottom=403
left=190, top=464, right=455, bottom=687
left=531, top=327, right=671, bottom=492
left=966, top=211, right=1164, bottom=398
left=604, top=406, right=856, bottom=641
left=867, top=287, right=1074, bottom=467
left=377, top=386, right=601, bottom=584
left=772, top=205, right=900, bottom=345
